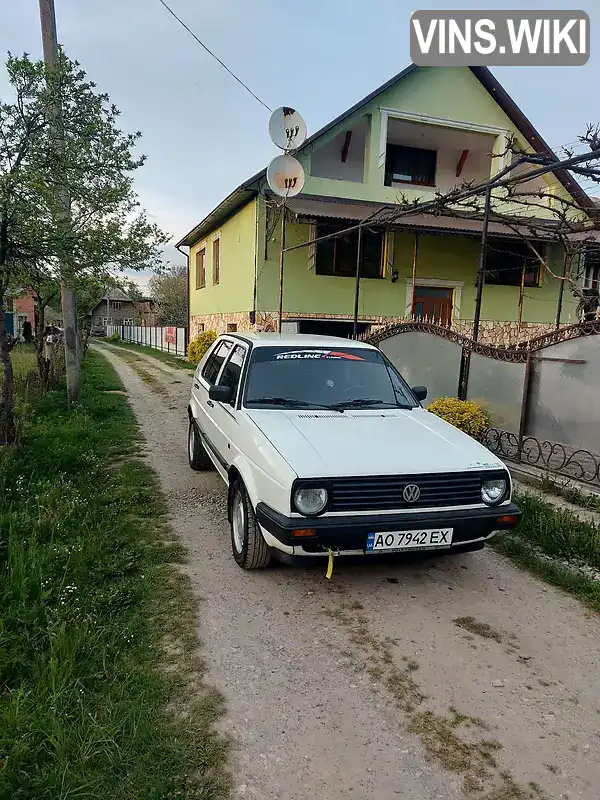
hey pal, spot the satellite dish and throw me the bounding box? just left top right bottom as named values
left=269, top=107, right=307, bottom=152
left=267, top=154, right=305, bottom=198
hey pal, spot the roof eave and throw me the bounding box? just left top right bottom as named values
left=176, top=187, right=258, bottom=248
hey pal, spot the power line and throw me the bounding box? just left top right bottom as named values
left=156, top=0, right=272, bottom=113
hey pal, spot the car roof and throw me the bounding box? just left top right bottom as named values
left=225, top=332, right=376, bottom=349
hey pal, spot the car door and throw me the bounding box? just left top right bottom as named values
left=192, top=338, right=233, bottom=466
left=207, top=343, right=248, bottom=465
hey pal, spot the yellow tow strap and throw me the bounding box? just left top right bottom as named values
left=326, top=548, right=335, bottom=580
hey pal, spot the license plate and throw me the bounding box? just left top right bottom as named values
left=366, top=528, right=454, bottom=552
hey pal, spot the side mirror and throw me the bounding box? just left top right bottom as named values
left=209, top=384, right=233, bottom=403
left=412, top=386, right=427, bottom=402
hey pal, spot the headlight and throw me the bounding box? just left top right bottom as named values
left=481, top=478, right=507, bottom=505
left=294, top=487, right=328, bottom=516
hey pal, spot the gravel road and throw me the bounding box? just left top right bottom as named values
left=97, top=342, right=600, bottom=800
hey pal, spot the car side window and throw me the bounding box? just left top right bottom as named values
left=201, top=341, right=232, bottom=386
left=217, top=345, right=246, bottom=403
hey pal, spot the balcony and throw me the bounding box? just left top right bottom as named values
left=384, top=118, right=496, bottom=195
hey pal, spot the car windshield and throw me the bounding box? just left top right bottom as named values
left=244, top=346, right=418, bottom=410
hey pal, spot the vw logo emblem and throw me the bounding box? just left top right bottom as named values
left=403, top=484, right=421, bottom=503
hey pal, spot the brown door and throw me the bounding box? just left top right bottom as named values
left=412, top=286, right=453, bottom=326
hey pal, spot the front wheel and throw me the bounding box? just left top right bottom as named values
left=230, top=479, right=271, bottom=569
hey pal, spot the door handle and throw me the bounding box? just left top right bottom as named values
left=207, top=400, right=214, bottom=408
left=193, top=381, right=200, bottom=389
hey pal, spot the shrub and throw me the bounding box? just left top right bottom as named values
left=106, top=332, right=121, bottom=342
left=427, top=397, right=490, bottom=440
left=188, top=330, right=217, bottom=364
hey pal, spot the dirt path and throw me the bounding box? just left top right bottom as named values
left=96, top=342, right=600, bottom=800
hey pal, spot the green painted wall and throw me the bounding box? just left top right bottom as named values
left=189, top=199, right=257, bottom=317
left=256, top=211, right=578, bottom=324
left=297, top=66, right=574, bottom=213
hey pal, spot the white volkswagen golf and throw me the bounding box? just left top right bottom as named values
left=187, top=333, right=520, bottom=569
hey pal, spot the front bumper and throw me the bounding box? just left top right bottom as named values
left=256, top=502, right=520, bottom=554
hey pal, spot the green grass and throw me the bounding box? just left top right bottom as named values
left=493, top=491, right=600, bottom=613
left=0, top=351, right=229, bottom=799
left=11, top=343, right=38, bottom=379
left=537, top=474, right=600, bottom=512
left=99, top=338, right=196, bottom=371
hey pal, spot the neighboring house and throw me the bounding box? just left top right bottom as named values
left=135, top=298, right=158, bottom=327
left=178, top=64, right=598, bottom=346
left=2, top=290, right=35, bottom=338
left=88, top=288, right=138, bottom=334
left=88, top=289, right=156, bottom=334
left=13, top=293, right=35, bottom=338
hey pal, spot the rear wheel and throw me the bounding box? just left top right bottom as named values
left=188, top=419, right=213, bottom=471
left=230, top=479, right=271, bottom=569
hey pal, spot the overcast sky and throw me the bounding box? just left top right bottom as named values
left=1, top=0, right=597, bottom=291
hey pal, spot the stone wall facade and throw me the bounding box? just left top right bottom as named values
left=191, top=311, right=556, bottom=348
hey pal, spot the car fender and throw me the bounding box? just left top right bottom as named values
left=226, top=449, right=293, bottom=524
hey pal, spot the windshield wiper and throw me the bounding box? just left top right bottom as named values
left=249, top=397, right=343, bottom=412
left=329, top=398, right=413, bottom=410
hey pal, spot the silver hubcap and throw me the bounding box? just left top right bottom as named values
left=232, top=490, right=246, bottom=553
left=188, top=424, right=195, bottom=460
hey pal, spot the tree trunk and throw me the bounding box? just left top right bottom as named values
left=61, top=279, right=80, bottom=404
left=0, top=293, right=16, bottom=445
left=34, top=296, right=50, bottom=386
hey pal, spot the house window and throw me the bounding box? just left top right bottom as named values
left=226, top=323, right=237, bottom=333
left=123, top=318, right=133, bottom=325
left=111, top=301, right=122, bottom=310
left=195, top=248, right=206, bottom=289
left=385, top=144, right=437, bottom=187
left=213, top=238, right=220, bottom=285
left=315, top=223, right=384, bottom=279
left=583, top=247, right=600, bottom=289
left=484, top=238, right=542, bottom=287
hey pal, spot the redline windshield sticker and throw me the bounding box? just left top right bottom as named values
left=273, top=349, right=366, bottom=361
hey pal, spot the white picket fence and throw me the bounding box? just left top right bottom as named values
left=106, top=324, right=188, bottom=357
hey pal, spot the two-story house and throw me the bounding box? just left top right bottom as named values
left=88, top=289, right=156, bottom=334
left=177, top=65, right=597, bottom=345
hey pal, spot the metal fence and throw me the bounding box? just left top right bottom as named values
left=368, top=320, right=600, bottom=488
left=106, top=324, right=188, bottom=357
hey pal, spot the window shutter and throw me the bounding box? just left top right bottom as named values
left=308, top=222, right=317, bottom=270
left=383, top=231, right=395, bottom=276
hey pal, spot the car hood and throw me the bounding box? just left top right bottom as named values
left=245, top=408, right=504, bottom=478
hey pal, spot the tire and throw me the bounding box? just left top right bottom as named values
left=188, top=418, right=214, bottom=471
left=230, top=479, right=272, bottom=569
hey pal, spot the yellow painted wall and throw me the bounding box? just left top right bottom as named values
left=256, top=209, right=578, bottom=324
left=188, top=199, right=257, bottom=317
left=298, top=66, right=578, bottom=214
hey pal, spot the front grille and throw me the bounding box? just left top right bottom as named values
left=328, top=472, right=488, bottom=512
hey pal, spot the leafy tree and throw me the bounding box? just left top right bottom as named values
left=0, top=51, right=168, bottom=441
left=149, top=263, right=187, bottom=326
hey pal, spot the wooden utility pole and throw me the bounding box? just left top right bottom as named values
left=38, top=0, right=80, bottom=404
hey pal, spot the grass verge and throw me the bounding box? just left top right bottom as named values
left=99, top=338, right=196, bottom=371
left=0, top=350, right=229, bottom=799
left=492, top=491, right=600, bottom=613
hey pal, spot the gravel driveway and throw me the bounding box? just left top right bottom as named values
left=96, top=342, right=600, bottom=800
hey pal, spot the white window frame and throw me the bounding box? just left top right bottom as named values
left=404, top=277, right=464, bottom=320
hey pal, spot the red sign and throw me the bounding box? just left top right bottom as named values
left=165, top=327, right=177, bottom=344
